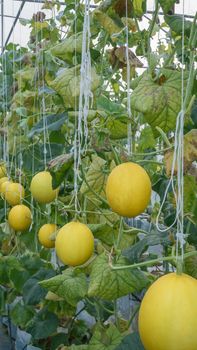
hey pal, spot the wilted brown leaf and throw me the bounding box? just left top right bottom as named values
left=108, top=46, right=143, bottom=69
left=164, top=129, right=197, bottom=176
left=113, top=0, right=132, bottom=17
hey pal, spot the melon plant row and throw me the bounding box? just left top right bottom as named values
left=0, top=1, right=196, bottom=350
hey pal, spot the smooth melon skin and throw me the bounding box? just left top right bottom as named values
left=139, top=273, right=197, bottom=350
left=0, top=177, right=9, bottom=190
left=106, top=162, right=151, bottom=217
left=38, top=224, right=57, bottom=248
left=30, top=171, right=59, bottom=204
left=8, top=205, right=32, bottom=231
left=5, top=182, right=25, bottom=206
left=55, top=222, right=94, bottom=266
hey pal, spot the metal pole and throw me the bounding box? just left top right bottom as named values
left=1, top=0, right=4, bottom=54
left=2, top=0, right=26, bottom=52
left=12, top=0, right=195, bottom=18
left=13, top=0, right=97, bottom=6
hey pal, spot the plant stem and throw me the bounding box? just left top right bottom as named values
left=134, top=15, right=146, bottom=57
left=147, top=0, right=159, bottom=66
left=114, top=300, right=120, bottom=330
left=136, top=160, right=163, bottom=166
left=155, top=126, right=172, bottom=147
left=97, top=300, right=114, bottom=314
left=176, top=256, right=183, bottom=275
left=111, top=145, right=121, bottom=165
left=183, top=54, right=196, bottom=111
left=189, top=12, right=197, bottom=49
left=127, top=304, right=140, bottom=328
left=110, top=251, right=197, bottom=271
left=87, top=196, right=114, bottom=224
left=115, top=217, right=124, bottom=250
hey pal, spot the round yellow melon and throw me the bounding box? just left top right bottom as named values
left=30, top=171, right=59, bottom=204
left=0, top=177, right=9, bottom=191
left=5, top=182, right=25, bottom=206
left=106, top=162, right=151, bottom=217
left=139, top=272, right=197, bottom=350
left=8, top=204, right=32, bottom=231
left=55, top=222, right=94, bottom=266
left=38, top=223, right=57, bottom=248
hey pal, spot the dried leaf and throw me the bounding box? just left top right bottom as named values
left=164, top=129, right=197, bottom=176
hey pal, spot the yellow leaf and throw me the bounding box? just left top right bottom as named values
left=164, top=129, right=197, bottom=176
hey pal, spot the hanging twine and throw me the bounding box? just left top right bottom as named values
left=156, top=0, right=186, bottom=261
left=74, top=0, right=92, bottom=213
left=125, top=0, right=132, bottom=156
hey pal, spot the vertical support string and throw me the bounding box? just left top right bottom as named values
left=74, top=0, right=92, bottom=214
left=156, top=1, right=186, bottom=266
left=125, top=0, right=132, bottom=156
left=176, top=0, right=185, bottom=262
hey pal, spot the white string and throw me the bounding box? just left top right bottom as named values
left=125, top=0, right=132, bottom=156
left=156, top=0, right=186, bottom=260
left=30, top=0, right=38, bottom=233
left=74, top=0, right=92, bottom=213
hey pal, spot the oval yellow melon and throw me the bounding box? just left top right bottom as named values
left=55, top=222, right=94, bottom=266
left=106, top=162, right=151, bottom=217
left=8, top=204, right=32, bottom=231
left=30, top=171, right=59, bottom=204
left=38, top=223, right=57, bottom=248
left=0, top=180, right=12, bottom=195
left=139, top=272, right=197, bottom=350
left=5, top=182, right=25, bottom=206
left=0, top=177, right=9, bottom=191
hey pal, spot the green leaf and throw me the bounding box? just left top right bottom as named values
left=106, top=117, right=128, bottom=140
left=130, top=69, right=189, bottom=133
left=0, top=286, right=6, bottom=314
left=123, top=231, right=170, bottom=263
left=28, top=113, right=67, bottom=138
left=93, top=10, right=121, bottom=38
left=21, top=143, right=64, bottom=172
left=165, top=14, right=192, bottom=36
left=133, top=0, right=144, bottom=17
left=184, top=245, right=197, bottom=279
left=184, top=175, right=197, bottom=224
left=19, top=254, right=46, bottom=274
left=115, top=332, right=144, bottom=350
left=88, top=253, right=149, bottom=300
left=89, top=223, right=118, bottom=246
left=49, top=153, right=74, bottom=189
left=23, top=268, right=56, bottom=305
left=19, top=18, right=31, bottom=26
left=10, top=300, right=35, bottom=328
left=137, top=126, right=156, bottom=152
left=15, top=67, right=35, bottom=89
left=51, top=32, right=83, bottom=61
left=158, top=0, right=176, bottom=14
left=97, top=95, right=125, bottom=114
left=89, top=223, right=136, bottom=249
left=27, top=308, right=59, bottom=340
left=0, top=256, right=21, bottom=284
left=16, top=107, right=27, bottom=117
left=88, top=323, right=122, bottom=349
left=80, top=155, right=107, bottom=203
left=39, top=268, right=88, bottom=307
left=49, top=66, right=100, bottom=108
left=9, top=268, right=30, bottom=293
